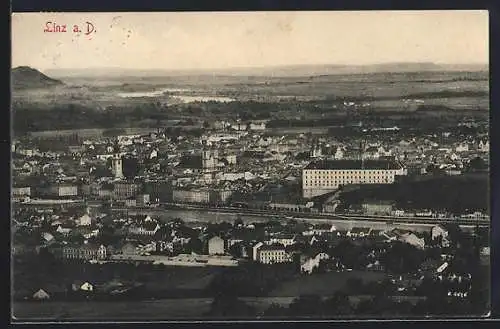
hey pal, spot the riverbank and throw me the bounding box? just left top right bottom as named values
left=111, top=206, right=486, bottom=232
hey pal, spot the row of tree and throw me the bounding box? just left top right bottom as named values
left=206, top=291, right=488, bottom=319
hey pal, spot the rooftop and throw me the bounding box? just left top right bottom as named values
left=304, top=159, right=403, bottom=170
left=260, top=243, right=287, bottom=251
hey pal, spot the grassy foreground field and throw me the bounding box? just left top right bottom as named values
left=269, top=270, right=387, bottom=297
left=12, top=299, right=213, bottom=321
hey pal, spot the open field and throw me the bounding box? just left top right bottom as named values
left=13, top=258, right=224, bottom=300
left=269, top=270, right=387, bottom=297
left=13, top=71, right=488, bottom=106
left=12, top=299, right=213, bottom=321
left=12, top=70, right=489, bottom=134
left=13, top=294, right=428, bottom=321
left=27, top=127, right=160, bottom=139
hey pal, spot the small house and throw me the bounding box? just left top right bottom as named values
left=32, top=289, right=50, bottom=300
left=72, top=281, right=94, bottom=292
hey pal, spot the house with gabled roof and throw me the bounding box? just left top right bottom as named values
left=32, top=289, right=50, bottom=300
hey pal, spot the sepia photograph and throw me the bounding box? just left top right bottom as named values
left=10, top=10, right=490, bottom=321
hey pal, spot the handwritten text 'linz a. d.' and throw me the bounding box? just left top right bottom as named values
left=44, top=21, right=96, bottom=35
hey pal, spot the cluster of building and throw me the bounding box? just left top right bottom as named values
left=12, top=117, right=489, bottom=265
left=15, top=198, right=487, bottom=303
left=13, top=198, right=457, bottom=268
left=12, top=119, right=489, bottom=214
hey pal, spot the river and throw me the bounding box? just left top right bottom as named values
left=113, top=208, right=455, bottom=233
left=117, top=88, right=235, bottom=103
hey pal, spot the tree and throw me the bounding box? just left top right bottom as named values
left=322, top=292, right=353, bottom=316
left=355, top=295, right=396, bottom=317
left=122, top=157, right=140, bottom=179
left=332, top=240, right=368, bottom=270
left=380, top=242, right=425, bottom=274
left=186, top=237, right=203, bottom=254
left=288, top=295, right=324, bottom=317
left=234, top=216, right=243, bottom=228
left=228, top=243, right=243, bottom=258
left=467, top=157, right=487, bottom=172
left=68, top=232, right=85, bottom=245
left=262, top=303, right=288, bottom=317
left=206, top=294, right=256, bottom=318
left=295, top=152, right=310, bottom=161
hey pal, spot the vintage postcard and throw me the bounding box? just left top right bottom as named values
left=11, top=11, right=490, bottom=322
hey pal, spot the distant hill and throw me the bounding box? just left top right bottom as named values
left=45, top=62, right=488, bottom=78
left=12, top=66, right=64, bottom=90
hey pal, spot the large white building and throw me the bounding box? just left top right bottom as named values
left=254, top=243, right=291, bottom=264
left=302, top=159, right=407, bottom=198
left=208, top=236, right=225, bottom=255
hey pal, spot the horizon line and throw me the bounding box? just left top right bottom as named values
left=21, top=61, right=487, bottom=74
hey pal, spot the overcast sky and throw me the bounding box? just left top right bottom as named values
left=11, top=11, right=488, bottom=71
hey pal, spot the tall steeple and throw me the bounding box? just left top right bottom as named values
left=111, top=138, right=124, bottom=179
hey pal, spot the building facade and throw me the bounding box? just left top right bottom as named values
left=208, top=236, right=225, bottom=255
left=361, top=201, right=395, bottom=215
left=172, top=188, right=233, bottom=205
left=12, top=186, right=31, bottom=197
left=61, top=244, right=107, bottom=260
left=41, top=184, right=79, bottom=197
left=302, top=159, right=407, bottom=198
left=255, top=244, right=291, bottom=264
left=301, top=253, right=330, bottom=274
left=136, top=194, right=150, bottom=206
left=202, top=147, right=219, bottom=171
left=113, top=182, right=140, bottom=199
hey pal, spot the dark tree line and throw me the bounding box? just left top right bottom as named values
left=207, top=290, right=488, bottom=319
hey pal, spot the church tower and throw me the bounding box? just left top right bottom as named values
left=201, top=138, right=217, bottom=171
left=112, top=154, right=124, bottom=179
left=111, top=138, right=124, bottom=179
left=310, top=139, right=323, bottom=158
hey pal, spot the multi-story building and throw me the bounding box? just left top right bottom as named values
left=39, top=184, right=79, bottom=198
left=61, top=244, right=107, bottom=260
left=12, top=186, right=31, bottom=201
left=124, top=198, right=137, bottom=207
left=143, top=180, right=172, bottom=203
left=361, top=201, right=395, bottom=215
left=12, top=186, right=31, bottom=197
left=302, top=159, right=407, bottom=198
left=268, top=234, right=297, bottom=247
left=256, top=244, right=291, bottom=264
left=172, top=188, right=233, bottom=205
left=301, top=252, right=330, bottom=274
left=173, top=189, right=210, bottom=204
left=113, top=181, right=140, bottom=199
left=202, top=146, right=217, bottom=171
left=208, top=236, right=225, bottom=255
left=136, top=194, right=150, bottom=206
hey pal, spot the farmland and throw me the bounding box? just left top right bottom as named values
left=12, top=70, right=489, bottom=134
